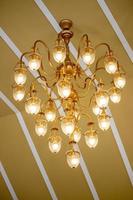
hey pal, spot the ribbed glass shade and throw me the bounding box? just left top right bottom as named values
left=13, top=85, right=25, bottom=101
left=98, top=112, right=110, bottom=131
left=61, top=116, right=75, bottom=136
left=82, top=47, right=95, bottom=65
left=48, top=134, right=62, bottom=153
left=25, top=96, right=41, bottom=115
left=92, top=102, right=102, bottom=116
left=35, top=119, right=47, bottom=136
left=72, top=127, right=81, bottom=143
left=85, top=129, right=98, bottom=148
left=14, top=64, right=27, bottom=85
left=96, top=89, right=109, bottom=108
left=66, top=150, right=80, bottom=168
left=53, top=45, right=66, bottom=63
left=109, top=87, right=121, bottom=103
left=114, top=72, right=126, bottom=89
left=104, top=56, right=117, bottom=74
left=29, top=53, right=41, bottom=71
left=57, top=79, right=71, bottom=99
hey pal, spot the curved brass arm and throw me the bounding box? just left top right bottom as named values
left=95, top=42, right=112, bottom=53
left=20, top=51, right=33, bottom=63
left=33, top=40, right=54, bottom=68
left=76, top=34, right=90, bottom=65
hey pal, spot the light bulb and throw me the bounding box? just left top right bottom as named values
left=85, top=129, right=98, bottom=148
left=109, top=87, right=121, bottom=103
left=13, top=85, right=25, bottom=101
left=35, top=119, right=47, bottom=136
left=14, top=64, right=27, bottom=85
left=92, top=102, right=102, bottom=116
left=45, top=100, right=56, bottom=122
left=66, top=150, right=80, bottom=168
left=82, top=47, right=95, bottom=65
left=57, top=79, right=71, bottom=99
left=61, top=116, right=75, bottom=136
left=114, top=72, right=126, bottom=89
left=48, top=134, right=62, bottom=153
left=104, top=56, right=117, bottom=74
left=96, top=89, right=109, bottom=108
left=29, top=53, right=41, bottom=71
left=53, top=45, right=66, bottom=63
left=72, top=127, right=81, bottom=143
left=25, top=96, right=41, bottom=115
left=98, top=112, right=110, bottom=131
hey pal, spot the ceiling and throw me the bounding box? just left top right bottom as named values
left=0, top=0, right=133, bottom=200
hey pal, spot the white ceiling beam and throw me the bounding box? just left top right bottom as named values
left=0, top=91, right=58, bottom=200
left=97, top=0, right=133, bottom=62
left=34, top=0, right=133, bottom=186
left=0, top=28, right=99, bottom=200
left=0, top=162, right=19, bottom=200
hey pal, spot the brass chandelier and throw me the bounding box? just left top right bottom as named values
left=12, top=19, right=126, bottom=168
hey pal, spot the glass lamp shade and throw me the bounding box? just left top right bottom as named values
left=61, top=116, right=75, bottom=136
left=109, top=87, right=121, bottom=103
left=28, top=53, right=41, bottom=71
left=35, top=119, right=47, bottom=136
left=66, top=149, right=80, bottom=168
left=104, top=56, right=117, bottom=74
left=45, top=100, right=56, bottom=122
left=25, top=96, right=41, bottom=115
left=98, top=112, right=110, bottom=131
left=81, top=47, right=95, bottom=65
left=57, top=79, right=71, bottom=99
left=48, top=134, right=62, bottom=153
left=53, top=45, right=66, bottom=63
left=14, top=64, right=27, bottom=85
left=84, top=129, right=98, bottom=148
left=45, top=109, right=56, bottom=122
left=114, top=72, right=126, bottom=89
left=95, top=89, right=109, bottom=108
left=13, top=85, right=25, bottom=101
left=72, top=127, right=81, bottom=143
left=92, top=102, right=102, bottom=116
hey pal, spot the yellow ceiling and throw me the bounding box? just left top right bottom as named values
left=0, top=0, right=133, bottom=200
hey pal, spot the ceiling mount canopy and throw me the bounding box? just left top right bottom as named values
left=12, top=19, right=126, bottom=168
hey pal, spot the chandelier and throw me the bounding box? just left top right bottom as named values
left=12, top=19, right=126, bottom=168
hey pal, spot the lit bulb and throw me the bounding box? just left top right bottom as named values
left=72, top=127, right=81, bottom=143
left=114, top=72, right=126, bottom=89
left=82, top=47, right=95, bottom=65
left=110, top=87, right=121, bottom=103
left=29, top=53, right=41, bottom=71
left=45, top=100, right=56, bottom=122
left=85, top=129, right=98, bottom=148
left=96, top=89, right=109, bottom=108
left=104, top=56, right=117, bottom=74
left=48, top=134, right=62, bottom=153
left=98, top=111, right=110, bottom=131
left=25, top=96, right=41, bottom=115
left=13, top=85, right=25, bottom=101
left=14, top=64, right=27, bottom=85
left=92, top=102, right=102, bottom=116
left=35, top=119, right=47, bottom=136
left=61, top=116, right=75, bottom=136
left=53, top=45, right=66, bottom=63
left=66, top=150, right=80, bottom=168
left=57, top=79, right=71, bottom=99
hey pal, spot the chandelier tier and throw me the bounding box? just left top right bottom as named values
left=12, top=19, right=126, bottom=168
